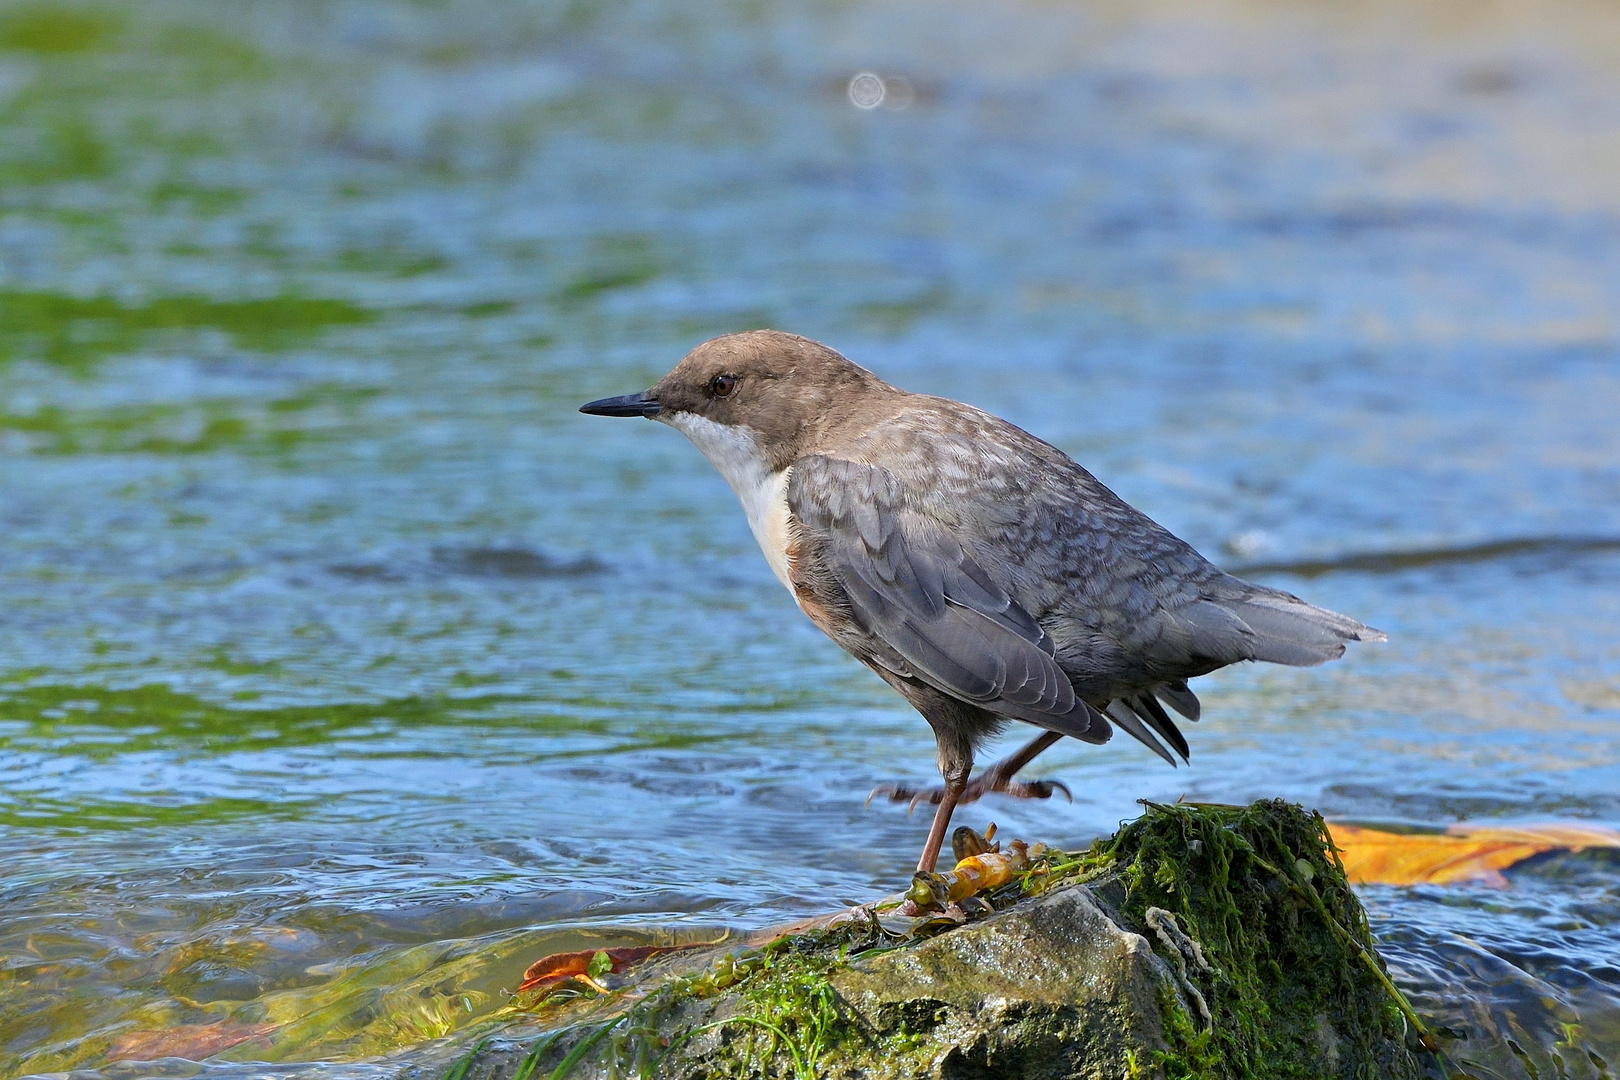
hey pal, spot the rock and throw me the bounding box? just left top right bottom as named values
left=824, top=884, right=1193, bottom=1078
left=435, top=800, right=1431, bottom=1080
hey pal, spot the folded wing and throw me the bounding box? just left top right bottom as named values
left=788, top=455, right=1110, bottom=745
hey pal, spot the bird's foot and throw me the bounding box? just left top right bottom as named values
left=866, top=772, right=1071, bottom=813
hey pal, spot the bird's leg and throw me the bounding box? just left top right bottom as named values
left=914, top=723, right=975, bottom=874
left=916, top=763, right=969, bottom=873
left=871, top=730, right=1068, bottom=811
left=969, top=730, right=1066, bottom=798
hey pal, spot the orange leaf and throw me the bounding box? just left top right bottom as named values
left=109, top=1021, right=277, bottom=1062
left=517, top=944, right=701, bottom=994
left=1327, top=821, right=1620, bottom=887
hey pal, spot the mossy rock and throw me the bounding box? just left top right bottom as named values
left=440, top=800, right=1429, bottom=1080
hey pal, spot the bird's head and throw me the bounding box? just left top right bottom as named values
left=580, top=330, right=892, bottom=471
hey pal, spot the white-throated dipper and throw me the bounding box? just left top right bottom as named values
left=581, top=330, right=1383, bottom=873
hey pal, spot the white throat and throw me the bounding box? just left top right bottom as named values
left=662, top=412, right=794, bottom=592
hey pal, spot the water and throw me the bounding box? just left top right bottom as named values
left=2, top=0, right=1618, bottom=1076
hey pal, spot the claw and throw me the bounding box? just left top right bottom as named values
left=1005, top=779, right=1072, bottom=802
left=866, top=783, right=926, bottom=808
left=867, top=784, right=910, bottom=807
left=906, top=788, right=937, bottom=815
left=868, top=775, right=1068, bottom=810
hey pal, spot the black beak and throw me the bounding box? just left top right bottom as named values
left=579, top=391, right=661, bottom=418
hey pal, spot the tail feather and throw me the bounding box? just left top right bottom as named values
left=1212, top=585, right=1385, bottom=668
left=1104, top=700, right=1177, bottom=766
left=1130, top=692, right=1190, bottom=762
left=1155, top=679, right=1201, bottom=722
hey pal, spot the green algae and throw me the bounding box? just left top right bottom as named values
left=335, top=248, right=451, bottom=279
left=1070, top=799, right=1425, bottom=1080
left=852, top=285, right=952, bottom=337
left=0, top=682, right=531, bottom=762
left=0, top=292, right=375, bottom=373
left=463, top=923, right=878, bottom=1080
left=556, top=235, right=662, bottom=303
left=0, top=383, right=380, bottom=456
left=0, top=679, right=736, bottom=832
left=147, top=22, right=274, bottom=84
left=0, top=4, right=123, bottom=54
left=0, top=113, right=111, bottom=181
left=638, top=933, right=853, bottom=1079
left=0, top=684, right=524, bottom=829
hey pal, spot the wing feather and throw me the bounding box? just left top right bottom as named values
left=790, top=455, right=1104, bottom=740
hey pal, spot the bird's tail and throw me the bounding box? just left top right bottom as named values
left=1101, top=582, right=1382, bottom=766
left=1106, top=682, right=1200, bottom=765
left=1216, top=586, right=1385, bottom=667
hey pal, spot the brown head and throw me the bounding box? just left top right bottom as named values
left=579, top=330, right=898, bottom=470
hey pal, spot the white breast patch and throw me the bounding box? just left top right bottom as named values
left=662, top=412, right=795, bottom=593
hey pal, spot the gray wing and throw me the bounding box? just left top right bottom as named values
left=841, top=405, right=1383, bottom=684
left=788, top=455, right=1110, bottom=744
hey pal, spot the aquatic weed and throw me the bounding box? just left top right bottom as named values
left=628, top=934, right=856, bottom=1078
left=1061, top=799, right=1431, bottom=1080
left=519, top=922, right=888, bottom=1079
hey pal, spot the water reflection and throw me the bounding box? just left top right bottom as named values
left=1, top=0, right=1619, bottom=1077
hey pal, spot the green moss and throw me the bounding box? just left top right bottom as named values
left=1153, top=981, right=1225, bottom=1080
left=613, top=933, right=856, bottom=1078
left=492, top=926, right=873, bottom=1080
left=1078, top=800, right=1419, bottom=1080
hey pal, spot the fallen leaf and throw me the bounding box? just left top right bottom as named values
left=109, top=1021, right=277, bottom=1061
left=517, top=943, right=707, bottom=994
left=1327, top=821, right=1620, bottom=887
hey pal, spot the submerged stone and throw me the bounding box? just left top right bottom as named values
left=439, top=800, right=1431, bottom=1080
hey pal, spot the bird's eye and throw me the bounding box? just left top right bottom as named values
left=710, top=374, right=738, bottom=398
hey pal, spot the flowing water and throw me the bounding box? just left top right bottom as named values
left=2, top=0, right=1619, bottom=1076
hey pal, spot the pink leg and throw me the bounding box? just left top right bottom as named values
left=916, top=771, right=968, bottom=873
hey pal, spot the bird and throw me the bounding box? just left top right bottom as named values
left=580, top=330, right=1383, bottom=875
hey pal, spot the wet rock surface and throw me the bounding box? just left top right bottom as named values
left=432, top=801, right=1430, bottom=1080
left=816, top=884, right=1188, bottom=1079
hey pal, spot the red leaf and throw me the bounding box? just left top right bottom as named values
left=517, top=944, right=701, bottom=993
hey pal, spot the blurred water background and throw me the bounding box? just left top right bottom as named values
left=2, top=0, right=1619, bottom=1076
